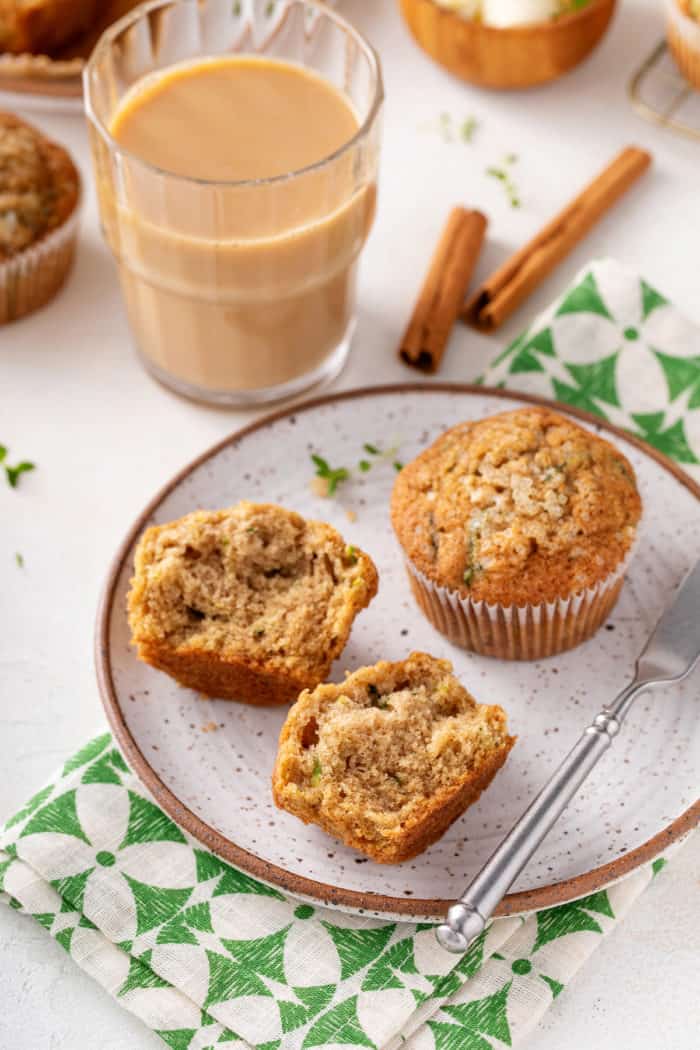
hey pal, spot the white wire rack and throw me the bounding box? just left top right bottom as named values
left=629, top=40, right=700, bottom=141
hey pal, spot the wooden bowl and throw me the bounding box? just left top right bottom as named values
left=398, top=0, right=617, bottom=89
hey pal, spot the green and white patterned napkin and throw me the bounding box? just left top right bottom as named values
left=482, top=258, right=700, bottom=480
left=1, top=259, right=696, bottom=1050
left=0, top=733, right=682, bottom=1050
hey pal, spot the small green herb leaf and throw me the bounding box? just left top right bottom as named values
left=5, top=461, right=35, bottom=489
left=393, top=461, right=404, bottom=472
left=15, top=552, right=24, bottom=568
left=311, top=453, right=330, bottom=472
left=311, top=757, right=322, bottom=786
left=486, top=155, right=521, bottom=209
left=0, top=445, right=6, bottom=462
left=358, top=459, right=372, bottom=473
left=363, top=443, right=380, bottom=455
left=460, top=116, right=478, bottom=143
left=311, top=454, right=350, bottom=496
left=344, top=545, right=359, bottom=565
left=463, top=567, right=474, bottom=587
left=327, top=471, right=349, bottom=496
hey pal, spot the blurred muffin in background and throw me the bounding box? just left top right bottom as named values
left=0, top=0, right=98, bottom=55
left=0, top=111, right=80, bottom=323
left=667, top=0, right=700, bottom=87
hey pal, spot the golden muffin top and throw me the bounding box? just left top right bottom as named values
left=0, top=112, right=79, bottom=261
left=391, top=407, right=642, bottom=606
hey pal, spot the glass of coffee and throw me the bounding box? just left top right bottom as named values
left=84, top=0, right=382, bottom=406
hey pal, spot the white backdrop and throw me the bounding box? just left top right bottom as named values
left=1, top=0, right=699, bottom=1046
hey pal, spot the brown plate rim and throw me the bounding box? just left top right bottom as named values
left=95, top=382, right=700, bottom=919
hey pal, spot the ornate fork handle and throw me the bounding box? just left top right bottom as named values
left=436, top=683, right=640, bottom=953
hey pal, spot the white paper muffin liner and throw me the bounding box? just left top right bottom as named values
left=0, top=203, right=80, bottom=324
left=667, top=0, right=700, bottom=87
left=405, top=543, right=636, bottom=660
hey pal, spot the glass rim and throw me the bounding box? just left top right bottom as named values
left=83, top=0, right=384, bottom=189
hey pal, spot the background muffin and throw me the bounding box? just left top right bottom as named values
left=0, top=0, right=98, bottom=55
left=391, top=407, right=641, bottom=659
left=667, top=0, right=700, bottom=88
left=272, top=652, right=514, bottom=863
left=0, top=111, right=80, bottom=322
left=128, top=501, right=378, bottom=705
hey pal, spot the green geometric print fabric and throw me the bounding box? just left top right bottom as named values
left=481, top=259, right=700, bottom=479
left=0, top=732, right=682, bottom=1050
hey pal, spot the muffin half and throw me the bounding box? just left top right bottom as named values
left=391, top=407, right=641, bottom=660
left=272, top=652, right=514, bottom=862
left=128, top=502, right=378, bottom=704
left=0, top=111, right=80, bottom=323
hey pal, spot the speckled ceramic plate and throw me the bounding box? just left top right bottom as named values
left=97, top=385, right=700, bottom=921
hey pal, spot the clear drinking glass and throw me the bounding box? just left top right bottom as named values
left=84, top=0, right=383, bottom=406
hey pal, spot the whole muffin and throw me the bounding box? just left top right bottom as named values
left=0, top=111, right=80, bottom=323
left=667, top=0, right=700, bottom=88
left=391, top=407, right=641, bottom=659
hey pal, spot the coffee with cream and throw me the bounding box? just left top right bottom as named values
left=97, top=55, right=377, bottom=400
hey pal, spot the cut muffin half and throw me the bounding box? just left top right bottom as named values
left=127, top=502, right=378, bottom=704
left=272, top=652, right=515, bottom=862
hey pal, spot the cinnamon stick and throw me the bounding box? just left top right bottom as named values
left=399, top=207, right=487, bottom=373
left=463, top=146, right=652, bottom=332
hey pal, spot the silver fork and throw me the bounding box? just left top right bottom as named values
left=437, top=559, right=700, bottom=953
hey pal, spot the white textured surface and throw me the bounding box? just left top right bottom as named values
left=1, top=0, right=698, bottom=1045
